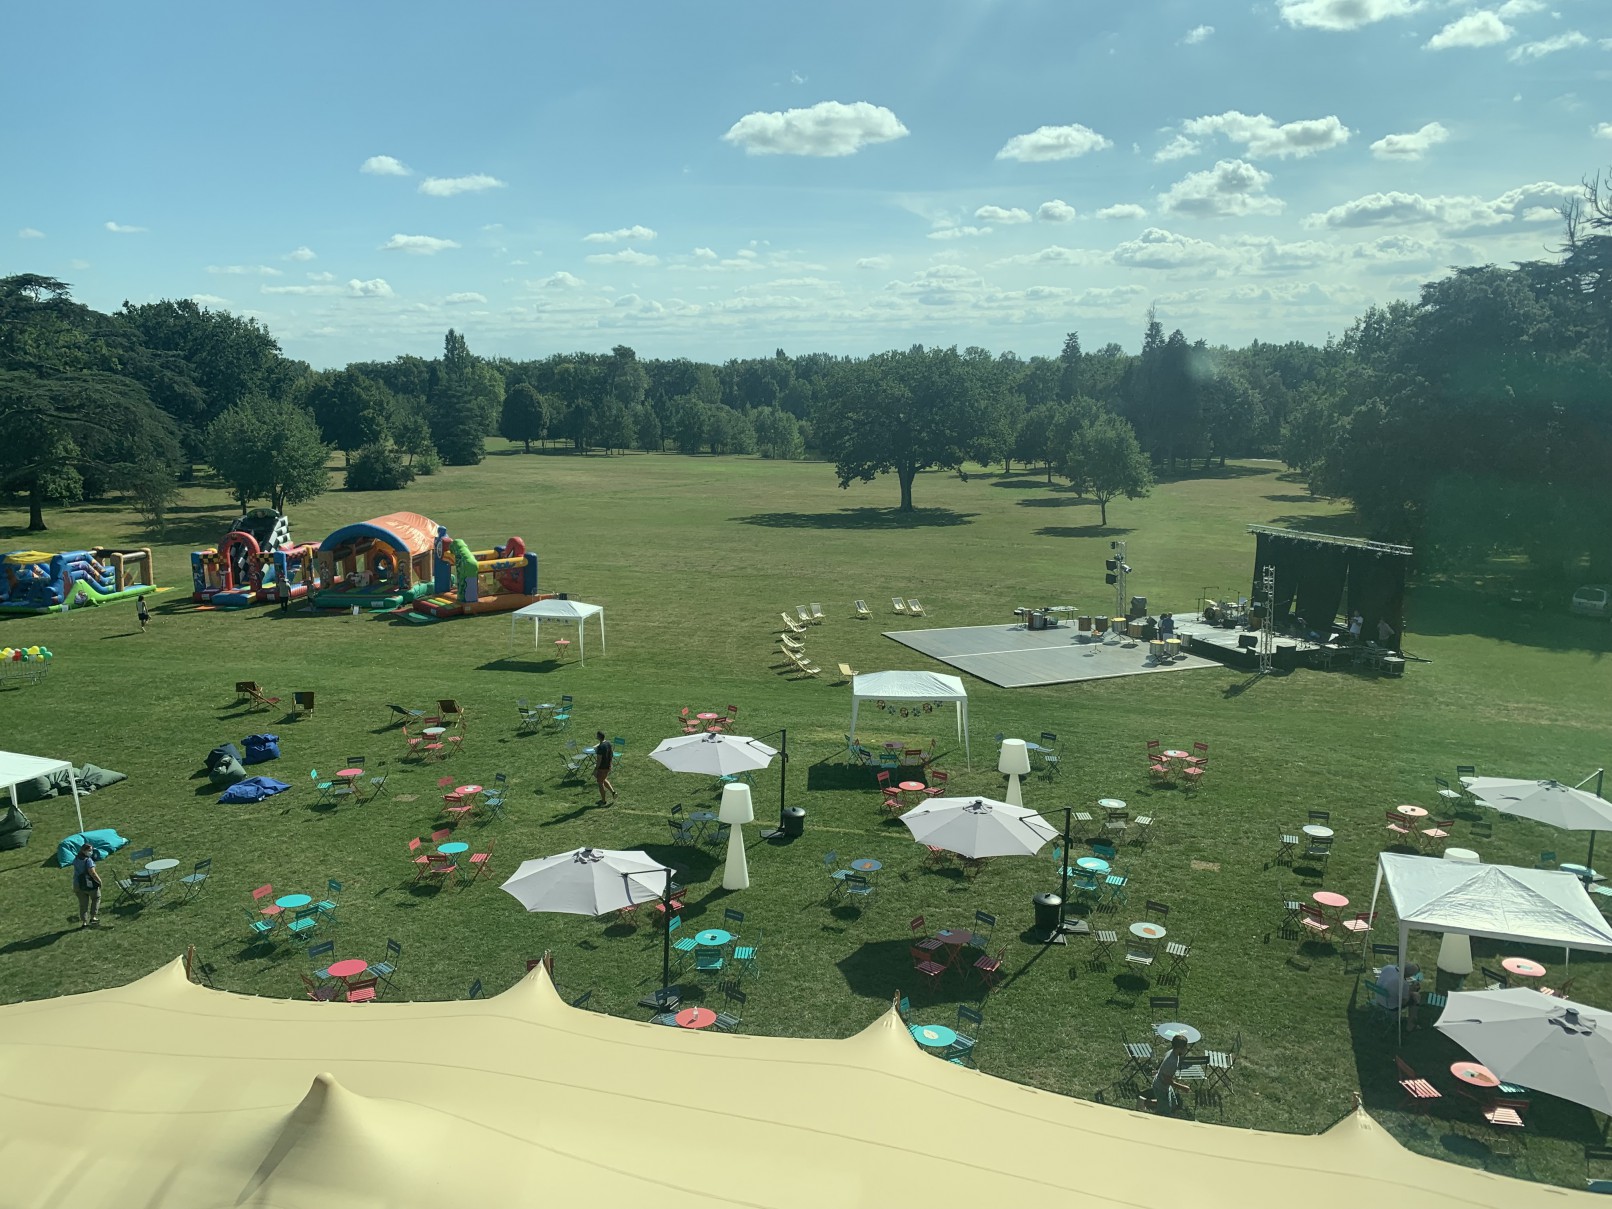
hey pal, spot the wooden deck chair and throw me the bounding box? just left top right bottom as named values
left=438, top=699, right=466, bottom=729
left=779, top=612, right=805, bottom=635
left=837, top=662, right=858, bottom=681
left=907, top=599, right=926, bottom=617
left=293, top=691, right=315, bottom=718
left=891, top=597, right=908, bottom=614
left=795, top=605, right=814, bottom=626
left=853, top=600, right=872, bottom=619
left=793, top=653, right=822, bottom=677
left=780, top=632, right=805, bottom=652
left=809, top=603, right=825, bottom=623
left=237, top=681, right=281, bottom=711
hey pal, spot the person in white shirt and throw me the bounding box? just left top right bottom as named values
left=1378, top=962, right=1422, bottom=1029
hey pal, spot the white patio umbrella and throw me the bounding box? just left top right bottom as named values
left=500, top=846, right=673, bottom=917
left=1467, top=772, right=1611, bottom=871
left=648, top=732, right=777, bottom=778
left=1436, top=987, right=1612, bottom=1115
left=899, top=796, right=1058, bottom=859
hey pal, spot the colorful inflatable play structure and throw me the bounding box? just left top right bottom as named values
left=0, top=548, right=159, bottom=614
left=190, top=510, right=322, bottom=607
left=309, top=511, right=543, bottom=617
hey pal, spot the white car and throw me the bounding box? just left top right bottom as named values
left=1571, top=585, right=1612, bottom=618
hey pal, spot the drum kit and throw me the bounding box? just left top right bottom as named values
left=1202, top=599, right=1248, bottom=629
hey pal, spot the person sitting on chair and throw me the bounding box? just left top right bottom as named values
left=1377, top=962, right=1422, bottom=1029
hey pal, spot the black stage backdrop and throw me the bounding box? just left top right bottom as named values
left=1252, top=533, right=1406, bottom=637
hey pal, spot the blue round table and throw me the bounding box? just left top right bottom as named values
left=689, top=810, right=718, bottom=823
left=437, top=841, right=469, bottom=856
left=275, top=893, right=312, bottom=910
left=1561, top=863, right=1602, bottom=882
left=1076, top=856, right=1110, bottom=874
left=1099, top=798, right=1127, bottom=812
left=695, top=929, right=732, bottom=947
left=910, top=1024, right=957, bottom=1049
left=851, top=858, right=882, bottom=874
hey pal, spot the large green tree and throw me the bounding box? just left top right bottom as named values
left=499, top=382, right=549, bottom=452
left=206, top=396, right=331, bottom=512
left=304, top=368, right=393, bottom=464
left=814, top=346, right=986, bottom=512
left=1058, top=411, right=1152, bottom=526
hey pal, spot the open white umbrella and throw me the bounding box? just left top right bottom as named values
left=899, top=796, right=1058, bottom=859
left=1467, top=772, right=1611, bottom=871
left=500, top=846, right=672, bottom=917
left=649, top=731, right=777, bottom=777
left=1436, top=987, right=1612, bottom=1115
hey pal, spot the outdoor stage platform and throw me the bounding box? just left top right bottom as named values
left=883, top=622, right=1219, bottom=689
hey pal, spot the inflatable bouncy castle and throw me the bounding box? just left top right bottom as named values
left=0, top=549, right=159, bottom=614
left=407, top=529, right=542, bottom=618
left=190, top=510, right=321, bottom=606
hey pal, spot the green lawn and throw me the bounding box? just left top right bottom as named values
left=3, top=448, right=1611, bottom=1186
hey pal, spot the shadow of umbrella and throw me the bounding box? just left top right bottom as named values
left=835, top=938, right=972, bottom=1010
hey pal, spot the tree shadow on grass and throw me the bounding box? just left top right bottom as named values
left=476, top=658, right=564, bottom=674
left=1017, top=495, right=1100, bottom=509
left=733, top=507, right=977, bottom=530
left=1034, top=525, right=1135, bottom=539
left=990, top=476, right=1057, bottom=490
left=1408, top=583, right=1612, bottom=656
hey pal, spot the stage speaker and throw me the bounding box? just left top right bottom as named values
left=1237, top=633, right=1258, bottom=650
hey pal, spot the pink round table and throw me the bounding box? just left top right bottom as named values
left=697, top=713, right=719, bottom=721
left=1313, top=891, right=1350, bottom=910
left=455, top=785, right=483, bottom=797
left=1163, top=750, right=1189, bottom=760
left=934, top=928, right=973, bottom=948
left=899, top=781, right=927, bottom=794
left=1502, top=956, right=1547, bottom=978
left=337, top=768, right=364, bottom=781
left=326, top=958, right=368, bottom=981
left=1396, top=804, right=1428, bottom=819
left=1451, top=1062, right=1500, bottom=1088
left=675, top=1007, right=717, bottom=1030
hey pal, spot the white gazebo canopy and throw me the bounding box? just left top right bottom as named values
left=1369, top=852, right=1612, bottom=971
left=849, top=671, right=970, bottom=766
left=508, top=599, right=606, bottom=666
left=0, top=749, right=85, bottom=832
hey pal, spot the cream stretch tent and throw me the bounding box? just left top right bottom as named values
left=1369, top=852, right=1612, bottom=977
left=0, top=958, right=1587, bottom=1209
left=850, top=669, right=970, bottom=766
left=0, top=749, right=84, bottom=832
left=508, top=597, right=605, bottom=665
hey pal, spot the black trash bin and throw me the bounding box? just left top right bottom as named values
left=1033, top=892, right=1063, bottom=934
left=781, top=806, right=806, bottom=838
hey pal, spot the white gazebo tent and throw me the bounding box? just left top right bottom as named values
left=0, top=749, right=85, bottom=833
left=849, top=671, right=970, bottom=767
left=1368, top=852, right=1612, bottom=1034
left=508, top=599, right=606, bottom=666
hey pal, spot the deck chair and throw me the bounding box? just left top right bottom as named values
left=780, top=633, right=805, bottom=652
left=809, top=603, right=825, bottom=623
left=238, top=681, right=281, bottom=712
left=836, top=661, right=858, bottom=680
left=293, top=691, right=315, bottom=718
left=891, top=597, right=908, bottom=614
left=907, top=599, right=926, bottom=617
left=386, top=703, right=424, bottom=727
left=853, top=600, right=872, bottom=619
left=779, top=612, right=805, bottom=635
left=438, top=699, right=466, bottom=729
left=795, top=605, right=814, bottom=626
left=794, top=655, right=822, bottom=677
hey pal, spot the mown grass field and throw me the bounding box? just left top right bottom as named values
left=3, top=446, right=1611, bottom=1186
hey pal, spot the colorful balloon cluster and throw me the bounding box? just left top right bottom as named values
left=1, top=646, right=53, bottom=662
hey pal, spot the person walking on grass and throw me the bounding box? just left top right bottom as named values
left=72, top=841, right=101, bottom=929
left=593, top=732, right=617, bottom=806
left=136, top=596, right=151, bottom=633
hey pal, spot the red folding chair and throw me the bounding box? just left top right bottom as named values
left=467, top=840, right=496, bottom=883
left=251, top=884, right=280, bottom=917
left=911, top=945, right=947, bottom=990
left=922, top=770, right=949, bottom=798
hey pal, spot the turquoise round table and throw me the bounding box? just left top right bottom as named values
left=910, top=1024, right=957, bottom=1049
left=695, top=929, right=732, bottom=947
left=437, top=842, right=469, bottom=856
left=275, top=893, right=312, bottom=910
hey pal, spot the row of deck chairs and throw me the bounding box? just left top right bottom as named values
left=236, top=682, right=316, bottom=717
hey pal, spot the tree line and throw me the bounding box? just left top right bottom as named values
left=3, top=171, right=1608, bottom=581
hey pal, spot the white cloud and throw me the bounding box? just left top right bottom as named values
left=18, top=227, right=44, bottom=239
left=207, top=264, right=283, bottom=277
left=1426, top=12, right=1512, bottom=50
left=1597, top=123, right=1612, bottom=140
left=307, top=271, right=336, bottom=282
left=721, top=100, right=909, bottom=156
left=349, top=278, right=393, bottom=298
left=1347, top=233, right=1447, bottom=268
left=1096, top=203, right=1148, bottom=220
left=1497, top=0, right=1545, bottom=14
left=585, top=248, right=660, bottom=266
left=68, top=259, right=90, bottom=270
left=692, top=247, right=717, bottom=260
left=1182, top=24, right=1215, bottom=44
left=104, top=220, right=145, bottom=233
left=995, top=122, right=1112, bottom=162
left=1278, top=0, right=1420, bottom=31
left=989, top=245, right=1099, bottom=267
left=1508, top=31, right=1588, bottom=60
left=418, top=174, right=507, bottom=197
left=1165, top=110, right=1352, bottom=160
left=1158, top=159, right=1285, bottom=218
left=360, top=155, right=411, bottom=176
left=190, top=293, right=230, bottom=308
left=283, top=245, right=317, bottom=262
left=261, top=282, right=343, bottom=296
left=1036, top=199, right=1077, bottom=222
left=382, top=233, right=460, bottom=255
left=1074, top=285, right=1148, bottom=305
left=1111, top=227, right=1232, bottom=270
left=540, top=271, right=585, bottom=288
left=1371, top=122, right=1451, bottom=159
left=583, top=225, right=658, bottom=244
left=1227, top=235, right=1342, bottom=271
left=855, top=255, right=893, bottom=270
left=444, top=291, right=487, bottom=304
left=928, top=225, right=992, bottom=240
left=1306, top=180, right=1577, bottom=231
left=974, top=205, right=1032, bottom=224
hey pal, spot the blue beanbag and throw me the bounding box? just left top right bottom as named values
left=54, top=828, right=130, bottom=867
left=242, top=734, right=281, bottom=765
left=217, top=776, right=291, bottom=804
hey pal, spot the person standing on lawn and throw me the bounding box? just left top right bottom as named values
left=593, top=732, right=617, bottom=806
left=136, top=596, right=151, bottom=633
left=72, top=842, right=102, bottom=928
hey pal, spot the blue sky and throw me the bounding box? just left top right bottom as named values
left=4, top=0, right=1609, bottom=367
